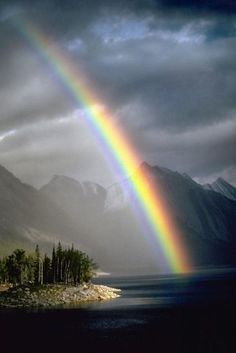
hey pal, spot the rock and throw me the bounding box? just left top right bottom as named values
left=0, top=283, right=121, bottom=308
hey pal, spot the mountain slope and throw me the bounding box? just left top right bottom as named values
left=0, top=165, right=91, bottom=256
left=0, top=163, right=236, bottom=273
left=40, top=175, right=106, bottom=221
left=105, top=163, right=236, bottom=268
left=40, top=175, right=154, bottom=273
left=204, top=177, right=236, bottom=201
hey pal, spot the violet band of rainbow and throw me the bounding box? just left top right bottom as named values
left=14, top=19, right=191, bottom=273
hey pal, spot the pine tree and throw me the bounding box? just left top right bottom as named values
left=0, top=258, right=7, bottom=283
left=43, top=255, right=51, bottom=283
left=56, top=242, right=63, bottom=282
left=0, top=244, right=96, bottom=286
left=13, top=249, right=26, bottom=285
left=25, top=254, right=35, bottom=283
left=34, top=245, right=43, bottom=285
left=51, top=246, right=56, bottom=284
left=6, top=254, right=17, bottom=285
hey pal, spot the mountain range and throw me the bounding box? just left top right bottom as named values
left=0, top=162, right=235, bottom=274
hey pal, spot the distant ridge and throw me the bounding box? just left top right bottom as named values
left=204, top=177, right=236, bottom=201
left=0, top=162, right=236, bottom=274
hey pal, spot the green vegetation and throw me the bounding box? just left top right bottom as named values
left=0, top=243, right=96, bottom=286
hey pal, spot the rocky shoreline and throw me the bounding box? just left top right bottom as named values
left=0, top=283, right=121, bottom=309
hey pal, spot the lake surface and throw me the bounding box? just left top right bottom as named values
left=1, top=270, right=236, bottom=353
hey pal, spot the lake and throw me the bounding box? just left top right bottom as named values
left=1, top=269, right=236, bottom=353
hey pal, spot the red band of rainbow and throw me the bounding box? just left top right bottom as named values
left=14, top=19, right=191, bottom=273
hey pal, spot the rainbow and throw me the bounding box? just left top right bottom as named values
left=13, top=18, right=191, bottom=273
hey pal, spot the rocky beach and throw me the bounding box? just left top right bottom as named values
left=0, top=283, right=121, bottom=309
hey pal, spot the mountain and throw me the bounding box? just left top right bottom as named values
left=40, top=175, right=109, bottom=262
left=0, top=165, right=93, bottom=256
left=40, top=175, right=106, bottom=221
left=204, top=177, right=236, bottom=201
left=105, top=163, right=236, bottom=268
left=0, top=162, right=236, bottom=274
left=40, top=175, right=153, bottom=273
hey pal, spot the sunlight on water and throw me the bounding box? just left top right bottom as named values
left=61, top=268, right=236, bottom=311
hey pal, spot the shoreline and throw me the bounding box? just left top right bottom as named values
left=0, top=283, right=121, bottom=309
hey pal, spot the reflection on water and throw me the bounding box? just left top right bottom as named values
left=80, top=267, right=236, bottom=311
left=82, top=318, right=146, bottom=330
left=13, top=268, right=236, bottom=313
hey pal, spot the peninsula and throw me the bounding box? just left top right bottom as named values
left=0, top=244, right=120, bottom=308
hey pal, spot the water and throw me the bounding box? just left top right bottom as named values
left=1, top=270, right=236, bottom=353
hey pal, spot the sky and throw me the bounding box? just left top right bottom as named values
left=0, top=0, right=235, bottom=188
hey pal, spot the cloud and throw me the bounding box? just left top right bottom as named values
left=0, top=111, right=115, bottom=187
left=156, top=0, right=236, bottom=15
left=135, top=117, right=236, bottom=180
left=0, top=0, right=235, bottom=186
left=0, top=129, right=16, bottom=142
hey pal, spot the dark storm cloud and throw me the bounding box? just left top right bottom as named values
left=0, top=19, right=75, bottom=132
left=0, top=0, right=235, bottom=186
left=78, top=21, right=236, bottom=131
left=156, top=0, right=236, bottom=15
left=134, top=118, right=236, bottom=184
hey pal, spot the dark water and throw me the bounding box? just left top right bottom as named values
left=1, top=270, right=236, bottom=353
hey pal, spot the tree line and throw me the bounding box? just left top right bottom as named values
left=0, top=243, right=96, bottom=286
